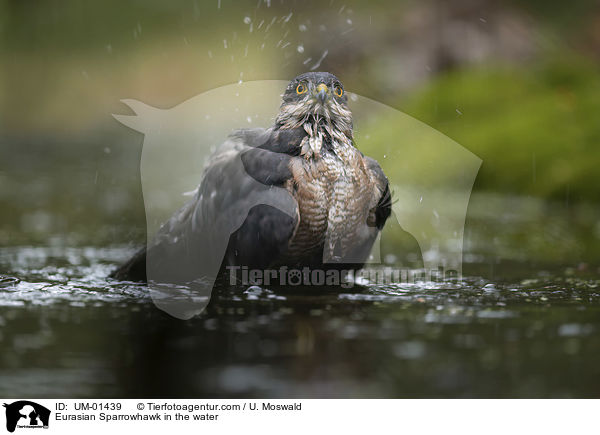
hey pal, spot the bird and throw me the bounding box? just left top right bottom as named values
left=111, top=72, right=392, bottom=287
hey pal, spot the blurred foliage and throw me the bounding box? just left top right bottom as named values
left=2, top=0, right=600, bottom=214
left=510, top=0, right=600, bottom=31
left=397, top=56, right=600, bottom=201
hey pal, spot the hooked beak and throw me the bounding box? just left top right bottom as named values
left=315, top=83, right=328, bottom=104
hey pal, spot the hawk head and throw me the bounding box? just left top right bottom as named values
left=275, top=72, right=353, bottom=139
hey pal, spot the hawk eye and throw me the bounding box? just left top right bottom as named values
left=334, top=84, right=343, bottom=97
left=296, top=83, right=307, bottom=95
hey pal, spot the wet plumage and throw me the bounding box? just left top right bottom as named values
left=111, top=72, right=391, bottom=284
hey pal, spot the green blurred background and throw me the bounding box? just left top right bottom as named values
left=1, top=0, right=600, bottom=269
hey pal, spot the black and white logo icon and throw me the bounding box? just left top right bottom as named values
left=3, top=401, right=50, bottom=433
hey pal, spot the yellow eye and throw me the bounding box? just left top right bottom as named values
left=334, top=85, right=343, bottom=97
left=296, top=83, right=307, bottom=94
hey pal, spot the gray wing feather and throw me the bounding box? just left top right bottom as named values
left=364, top=156, right=392, bottom=229
left=119, top=128, right=299, bottom=283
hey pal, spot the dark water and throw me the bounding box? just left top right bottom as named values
left=1, top=245, right=599, bottom=398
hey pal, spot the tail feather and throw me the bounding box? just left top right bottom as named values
left=109, top=246, right=147, bottom=282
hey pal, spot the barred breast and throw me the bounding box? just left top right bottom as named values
left=283, top=143, right=377, bottom=266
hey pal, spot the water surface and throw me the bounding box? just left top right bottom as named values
left=1, top=244, right=598, bottom=398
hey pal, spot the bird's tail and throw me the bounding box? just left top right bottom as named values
left=109, top=246, right=147, bottom=282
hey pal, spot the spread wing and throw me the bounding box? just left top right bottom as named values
left=111, top=128, right=301, bottom=283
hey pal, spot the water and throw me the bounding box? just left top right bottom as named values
left=1, top=245, right=599, bottom=398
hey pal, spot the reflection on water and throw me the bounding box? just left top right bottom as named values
left=0, top=246, right=599, bottom=398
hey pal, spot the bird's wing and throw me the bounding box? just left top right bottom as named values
left=364, top=156, right=392, bottom=230
left=145, top=127, right=300, bottom=283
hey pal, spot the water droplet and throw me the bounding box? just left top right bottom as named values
left=310, top=49, right=328, bottom=70
left=299, top=24, right=307, bottom=32
left=243, top=16, right=251, bottom=24
left=297, top=44, right=304, bottom=53
left=482, top=283, right=497, bottom=292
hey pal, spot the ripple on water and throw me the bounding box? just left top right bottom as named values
left=0, top=246, right=151, bottom=308
left=1, top=245, right=600, bottom=397
left=1, top=246, right=599, bottom=315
